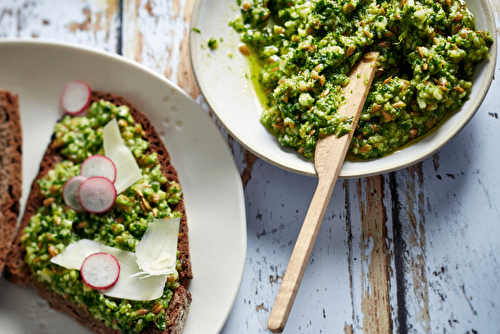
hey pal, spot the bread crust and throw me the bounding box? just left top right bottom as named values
left=0, top=89, right=22, bottom=275
left=4, top=91, right=192, bottom=333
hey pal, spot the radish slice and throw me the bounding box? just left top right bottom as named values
left=62, top=175, right=87, bottom=212
left=60, top=81, right=91, bottom=116
left=80, top=252, right=120, bottom=290
left=80, top=155, right=117, bottom=183
left=78, top=176, right=117, bottom=213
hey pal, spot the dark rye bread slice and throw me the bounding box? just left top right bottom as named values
left=4, top=91, right=192, bottom=334
left=0, top=89, right=22, bottom=275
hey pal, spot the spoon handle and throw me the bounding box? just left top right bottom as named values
left=267, top=51, right=379, bottom=333
left=267, top=174, right=340, bottom=333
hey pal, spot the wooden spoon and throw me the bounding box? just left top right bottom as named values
left=267, top=51, right=379, bottom=333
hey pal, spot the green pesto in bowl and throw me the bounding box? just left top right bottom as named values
left=230, top=0, right=493, bottom=160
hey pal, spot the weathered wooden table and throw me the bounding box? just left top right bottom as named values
left=1, top=0, right=499, bottom=333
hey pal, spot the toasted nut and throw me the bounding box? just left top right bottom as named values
left=417, top=47, right=425, bottom=58
left=320, top=75, right=326, bottom=87
left=320, top=89, right=330, bottom=97
left=135, top=309, right=149, bottom=316
left=383, top=76, right=392, bottom=85
left=381, top=110, right=392, bottom=121
left=346, top=46, right=356, bottom=57
left=370, top=104, right=382, bottom=113
left=43, top=197, right=55, bottom=206
left=363, top=53, right=376, bottom=61
left=311, top=70, right=319, bottom=80
left=238, top=44, right=250, bottom=56
left=298, top=147, right=305, bottom=154
left=117, top=119, right=128, bottom=127
left=392, top=101, right=405, bottom=108
left=49, top=185, right=61, bottom=194
left=76, top=221, right=88, bottom=229
left=304, top=44, right=315, bottom=52
left=401, top=80, right=410, bottom=92
left=422, top=63, right=428, bottom=70
left=48, top=244, right=59, bottom=258
left=378, top=41, right=391, bottom=48
left=167, top=274, right=177, bottom=283
left=359, top=144, right=372, bottom=153
left=141, top=197, right=151, bottom=210
left=409, top=128, right=418, bottom=138
left=454, top=86, right=465, bottom=93
left=152, top=303, right=164, bottom=314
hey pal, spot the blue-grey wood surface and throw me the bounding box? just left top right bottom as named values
left=0, top=0, right=499, bottom=333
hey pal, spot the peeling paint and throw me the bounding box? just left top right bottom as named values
left=344, top=323, right=354, bottom=334
left=403, top=164, right=430, bottom=333
left=241, top=150, right=258, bottom=189
left=123, top=0, right=143, bottom=62
left=176, top=27, right=200, bottom=98
left=357, top=175, right=392, bottom=334
left=68, top=7, right=92, bottom=32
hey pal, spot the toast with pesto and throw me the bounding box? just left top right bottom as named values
left=4, top=91, right=192, bottom=334
left=0, top=89, right=22, bottom=275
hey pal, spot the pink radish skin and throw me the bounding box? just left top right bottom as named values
left=80, top=155, right=117, bottom=183
left=78, top=176, right=117, bottom=214
left=80, top=252, right=120, bottom=290
left=60, top=81, right=91, bottom=116
left=62, top=175, right=87, bottom=212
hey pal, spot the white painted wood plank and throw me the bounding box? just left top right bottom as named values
left=419, top=42, right=500, bottom=332
left=223, top=159, right=357, bottom=333
left=0, top=0, right=120, bottom=52
left=122, top=0, right=199, bottom=98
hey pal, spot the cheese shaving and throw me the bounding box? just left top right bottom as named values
left=135, top=217, right=180, bottom=276
left=103, top=118, right=142, bottom=194
left=51, top=239, right=167, bottom=301
left=50, top=218, right=180, bottom=301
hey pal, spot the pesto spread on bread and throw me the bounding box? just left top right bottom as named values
left=20, top=100, right=183, bottom=333
left=230, top=0, right=493, bottom=159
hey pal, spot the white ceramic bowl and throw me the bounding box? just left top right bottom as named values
left=189, top=0, right=497, bottom=177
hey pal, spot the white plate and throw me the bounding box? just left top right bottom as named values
left=0, top=39, right=246, bottom=334
left=189, top=0, right=497, bottom=177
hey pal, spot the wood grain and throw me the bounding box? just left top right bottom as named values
left=357, top=175, right=391, bottom=333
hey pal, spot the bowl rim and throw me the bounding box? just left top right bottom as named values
left=190, top=0, right=497, bottom=178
